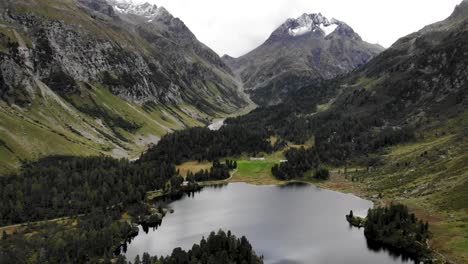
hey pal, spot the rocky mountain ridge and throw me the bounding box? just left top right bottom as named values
left=223, top=13, right=384, bottom=105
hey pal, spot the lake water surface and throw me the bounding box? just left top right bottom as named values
left=125, top=183, right=414, bottom=264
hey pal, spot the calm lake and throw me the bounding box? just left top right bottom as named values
left=124, top=183, right=414, bottom=264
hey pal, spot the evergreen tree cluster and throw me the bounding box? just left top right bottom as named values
left=312, top=114, right=415, bottom=165
left=0, top=209, right=137, bottom=263
left=364, top=204, right=431, bottom=260
left=139, top=126, right=272, bottom=165
left=227, top=100, right=415, bottom=166
left=186, top=160, right=237, bottom=183
left=271, top=147, right=322, bottom=180
left=314, top=168, right=330, bottom=180
left=0, top=156, right=176, bottom=225
left=128, top=230, right=263, bottom=264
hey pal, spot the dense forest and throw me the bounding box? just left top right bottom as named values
left=0, top=209, right=137, bottom=263
left=226, top=81, right=416, bottom=166
left=122, top=230, right=263, bottom=264
left=0, top=156, right=176, bottom=225
left=271, top=147, right=329, bottom=180
left=139, top=126, right=272, bottom=165
left=186, top=160, right=237, bottom=183
left=310, top=113, right=415, bottom=166
left=364, top=204, right=432, bottom=261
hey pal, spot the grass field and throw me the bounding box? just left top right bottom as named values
left=229, top=160, right=281, bottom=185
left=176, top=161, right=213, bottom=177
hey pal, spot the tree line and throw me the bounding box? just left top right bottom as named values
left=0, top=156, right=175, bottom=225
left=226, top=85, right=416, bottom=167
left=363, top=204, right=432, bottom=261
left=271, top=147, right=329, bottom=181
left=139, top=125, right=272, bottom=165
left=0, top=208, right=137, bottom=263
left=121, top=230, right=263, bottom=264
left=186, top=160, right=237, bottom=183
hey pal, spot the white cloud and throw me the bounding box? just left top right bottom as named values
left=145, top=0, right=463, bottom=57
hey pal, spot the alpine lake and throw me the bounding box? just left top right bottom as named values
left=124, top=182, right=416, bottom=264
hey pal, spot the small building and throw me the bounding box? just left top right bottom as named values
left=280, top=160, right=288, bottom=163
left=250, top=157, right=265, bottom=161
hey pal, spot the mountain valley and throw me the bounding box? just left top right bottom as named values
left=0, top=0, right=467, bottom=263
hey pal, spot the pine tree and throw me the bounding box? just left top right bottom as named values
left=134, top=255, right=141, bottom=264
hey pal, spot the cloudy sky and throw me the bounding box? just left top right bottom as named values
left=148, top=0, right=462, bottom=57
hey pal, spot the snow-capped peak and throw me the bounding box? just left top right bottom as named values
left=109, top=0, right=163, bottom=19
left=287, top=13, right=338, bottom=37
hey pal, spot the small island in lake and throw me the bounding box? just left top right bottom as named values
left=347, top=204, right=433, bottom=262
left=345, top=210, right=366, bottom=228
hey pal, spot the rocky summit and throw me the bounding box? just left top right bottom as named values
left=223, top=13, right=384, bottom=105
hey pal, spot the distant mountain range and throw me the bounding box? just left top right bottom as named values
left=223, top=13, right=384, bottom=105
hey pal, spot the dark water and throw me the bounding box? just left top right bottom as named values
left=125, top=183, right=414, bottom=264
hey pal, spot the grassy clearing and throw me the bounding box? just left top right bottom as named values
left=146, top=190, right=165, bottom=200
left=229, top=160, right=281, bottom=185
left=176, top=161, right=212, bottom=177
left=287, top=137, right=315, bottom=149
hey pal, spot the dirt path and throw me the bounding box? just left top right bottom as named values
left=13, top=30, right=27, bottom=49
left=0, top=215, right=83, bottom=235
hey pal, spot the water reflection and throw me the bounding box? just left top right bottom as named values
left=276, top=182, right=309, bottom=189
left=366, top=240, right=419, bottom=263
left=125, top=183, right=416, bottom=264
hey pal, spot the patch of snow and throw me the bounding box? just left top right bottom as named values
left=319, top=23, right=338, bottom=36
left=287, top=13, right=338, bottom=37
left=110, top=0, right=162, bottom=19
left=289, top=26, right=312, bottom=37
left=208, top=119, right=225, bottom=131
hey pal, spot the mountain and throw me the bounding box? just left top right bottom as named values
left=322, top=3, right=468, bottom=260
left=332, top=0, right=468, bottom=122
left=227, top=2, right=467, bottom=261
left=223, top=13, right=384, bottom=105
left=0, top=0, right=251, bottom=173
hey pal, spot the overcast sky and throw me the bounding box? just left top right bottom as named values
left=147, top=0, right=462, bottom=57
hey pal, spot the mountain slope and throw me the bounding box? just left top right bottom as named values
left=334, top=0, right=468, bottom=122
left=0, top=0, right=251, bottom=173
left=223, top=13, right=384, bottom=105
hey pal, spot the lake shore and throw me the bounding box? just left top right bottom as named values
left=178, top=159, right=455, bottom=263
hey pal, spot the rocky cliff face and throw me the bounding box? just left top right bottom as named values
left=223, top=13, right=384, bottom=105
left=0, top=0, right=247, bottom=109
